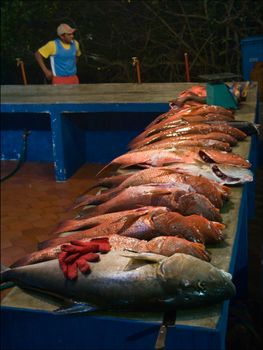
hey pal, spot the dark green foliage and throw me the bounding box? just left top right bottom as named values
left=1, top=0, right=263, bottom=84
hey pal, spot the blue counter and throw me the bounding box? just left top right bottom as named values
left=1, top=83, right=185, bottom=181
left=0, top=175, right=251, bottom=350
left=0, top=83, right=258, bottom=349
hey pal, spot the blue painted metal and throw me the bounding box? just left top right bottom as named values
left=240, top=36, right=263, bottom=80
left=1, top=103, right=168, bottom=113
left=1, top=111, right=53, bottom=162
left=1, top=302, right=228, bottom=350
left=1, top=102, right=168, bottom=181
left=229, top=186, right=248, bottom=298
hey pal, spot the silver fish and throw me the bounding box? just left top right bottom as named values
left=1, top=251, right=235, bottom=311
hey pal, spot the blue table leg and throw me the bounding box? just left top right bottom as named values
left=50, top=108, right=85, bottom=181
left=231, top=189, right=249, bottom=298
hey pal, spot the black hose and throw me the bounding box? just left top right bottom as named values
left=1, top=129, right=31, bottom=182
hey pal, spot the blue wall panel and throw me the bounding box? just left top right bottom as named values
left=1, top=113, right=53, bottom=161
left=1, top=112, right=158, bottom=164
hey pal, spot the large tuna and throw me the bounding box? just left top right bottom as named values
left=1, top=251, right=235, bottom=311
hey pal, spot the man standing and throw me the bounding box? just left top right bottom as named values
left=35, top=23, right=81, bottom=84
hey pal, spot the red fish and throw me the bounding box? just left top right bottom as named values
left=177, top=85, right=207, bottom=98
left=53, top=207, right=168, bottom=235
left=115, top=167, right=230, bottom=200
left=130, top=122, right=246, bottom=149
left=75, top=168, right=229, bottom=209
left=79, top=185, right=222, bottom=222
left=152, top=212, right=225, bottom=244
left=130, top=116, right=237, bottom=146
left=131, top=139, right=232, bottom=152
left=97, top=148, right=250, bottom=176
left=131, top=132, right=238, bottom=150
left=146, top=105, right=234, bottom=129
left=11, top=233, right=210, bottom=268
left=39, top=214, right=147, bottom=249
left=131, top=132, right=238, bottom=149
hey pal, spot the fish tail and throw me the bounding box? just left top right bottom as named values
left=74, top=187, right=123, bottom=210
left=70, top=195, right=100, bottom=210
left=38, top=239, right=60, bottom=250
left=1, top=264, right=10, bottom=273
left=96, top=163, right=112, bottom=177
left=10, top=256, right=33, bottom=268
left=53, top=220, right=77, bottom=235
left=75, top=178, right=111, bottom=193
left=0, top=265, right=13, bottom=289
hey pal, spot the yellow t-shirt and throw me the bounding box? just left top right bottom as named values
left=38, top=40, right=81, bottom=59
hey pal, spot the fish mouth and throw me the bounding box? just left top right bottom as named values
left=199, top=150, right=216, bottom=164
left=211, top=164, right=253, bottom=184
left=211, top=164, right=240, bottom=183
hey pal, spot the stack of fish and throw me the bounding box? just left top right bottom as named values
left=1, top=84, right=256, bottom=312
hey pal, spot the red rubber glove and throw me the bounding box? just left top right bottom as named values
left=58, top=237, right=111, bottom=280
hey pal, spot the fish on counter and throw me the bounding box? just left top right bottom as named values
left=129, top=118, right=241, bottom=147
left=146, top=104, right=234, bottom=129
left=40, top=206, right=224, bottom=250
left=152, top=212, right=224, bottom=244
left=131, top=138, right=232, bottom=152
left=130, top=119, right=260, bottom=150
left=167, top=163, right=253, bottom=185
left=108, top=162, right=253, bottom=186
left=53, top=206, right=169, bottom=235
left=201, top=120, right=260, bottom=136
left=130, top=132, right=239, bottom=149
left=53, top=207, right=224, bottom=244
left=76, top=185, right=222, bottom=223
left=1, top=251, right=236, bottom=312
left=75, top=167, right=230, bottom=210
left=39, top=209, right=160, bottom=249
left=129, top=123, right=247, bottom=149
left=10, top=234, right=211, bottom=268
left=97, top=148, right=251, bottom=177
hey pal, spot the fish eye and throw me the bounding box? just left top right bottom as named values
left=197, top=281, right=206, bottom=291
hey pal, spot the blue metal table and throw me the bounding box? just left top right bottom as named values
left=0, top=83, right=259, bottom=349
left=1, top=83, right=187, bottom=181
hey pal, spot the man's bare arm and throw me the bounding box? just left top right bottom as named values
left=34, top=51, right=53, bottom=80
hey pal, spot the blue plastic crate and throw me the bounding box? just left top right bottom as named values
left=240, top=36, right=263, bottom=80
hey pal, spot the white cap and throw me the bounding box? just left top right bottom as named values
left=57, top=23, right=76, bottom=36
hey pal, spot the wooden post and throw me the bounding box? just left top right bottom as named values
left=132, top=57, right=142, bottom=84
left=16, top=58, right=28, bottom=85
left=184, top=53, right=190, bottom=82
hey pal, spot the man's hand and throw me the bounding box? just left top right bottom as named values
left=34, top=51, right=53, bottom=81
left=44, top=69, right=53, bottom=80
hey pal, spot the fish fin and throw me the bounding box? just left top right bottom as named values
left=118, top=214, right=145, bottom=234
left=54, top=301, right=98, bottom=315
left=121, top=251, right=166, bottom=262
left=119, top=162, right=148, bottom=169
left=59, top=230, right=80, bottom=238
left=1, top=264, right=10, bottom=272
left=151, top=189, right=172, bottom=197
left=96, top=163, right=120, bottom=177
